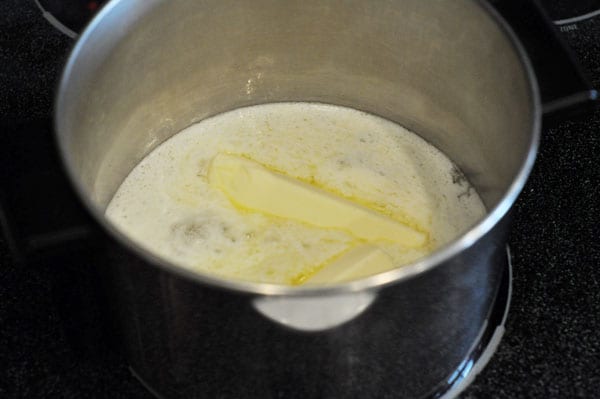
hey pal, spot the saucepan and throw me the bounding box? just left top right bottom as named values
left=2, top=0, right=597, bottom=397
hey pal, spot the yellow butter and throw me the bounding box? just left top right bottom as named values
left=207, top=153, right=426, bottom=248
left=303, top=244, right=395, bottom=284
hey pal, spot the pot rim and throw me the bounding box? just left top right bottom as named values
left=55, top=0, right=541, bottom=297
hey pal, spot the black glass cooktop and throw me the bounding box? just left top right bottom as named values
left=35, top=0, right=600, bottom=36
left=1, top=0, right=600, bottom=398
left=35, top=0, right=107, bottom=37
left=542, top=0, right=600, bottom=23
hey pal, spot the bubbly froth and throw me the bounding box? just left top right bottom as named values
left=106, top=103, right=486, bottom=284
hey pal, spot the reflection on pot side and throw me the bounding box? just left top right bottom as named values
left=105, top=103, right=486, bottom=285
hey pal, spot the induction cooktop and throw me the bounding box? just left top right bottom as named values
left=2, top=1, right=599, bottom=398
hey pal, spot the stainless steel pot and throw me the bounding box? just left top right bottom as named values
left=46, top=0, right=595, bottom=397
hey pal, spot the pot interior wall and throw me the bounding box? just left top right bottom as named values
left=57, top=0, right=535, bottom=213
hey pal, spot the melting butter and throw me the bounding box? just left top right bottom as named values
left=208, top=153, right=426, bottom=248
left=105, top=103, right=486, bottom=285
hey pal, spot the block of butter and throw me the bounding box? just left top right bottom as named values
left=208, top=153, right=426, bottom=248
left=304, top=244, right=395, bottom=284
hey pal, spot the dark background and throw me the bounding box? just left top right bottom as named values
left=1, top=0, right=599, bottom=397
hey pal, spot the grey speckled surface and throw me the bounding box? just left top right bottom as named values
left=464, top=13, right=600, bottom=398
left=1, top=1, right=599, bottom=398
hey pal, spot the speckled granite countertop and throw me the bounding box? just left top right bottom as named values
left=1, top=1, right=599, bottom=398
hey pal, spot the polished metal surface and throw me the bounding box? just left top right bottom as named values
left=56, top=0, right=539, bottom=295
left=101, top=223, right=509, bottom=398
left=55, top=0, right=540, bottom=397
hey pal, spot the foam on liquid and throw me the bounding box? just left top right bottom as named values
left=106, top=103, right=486, bottom=284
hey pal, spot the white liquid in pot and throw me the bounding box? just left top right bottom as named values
left=105, top=103, right=486, bottom=285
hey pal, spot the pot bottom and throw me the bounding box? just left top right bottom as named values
left=433, top=246, right=512, bottom=398
left=128, top=248, right=512, bottom=399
